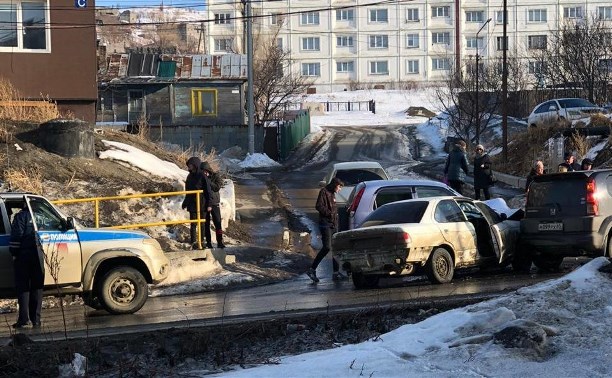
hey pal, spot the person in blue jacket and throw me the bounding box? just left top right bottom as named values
left=9, top=204, right=44, bottom=329
left=444, top=140, right=469, bottom=195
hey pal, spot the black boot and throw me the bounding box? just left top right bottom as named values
left=216, top=232, right=226, bottom=249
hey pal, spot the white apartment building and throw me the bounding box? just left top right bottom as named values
left=206, top=0, right=612, bottom=93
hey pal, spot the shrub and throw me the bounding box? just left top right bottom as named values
left=0, top=78, right=60, bottom=123
left=4, top=167, right=44, bottom=194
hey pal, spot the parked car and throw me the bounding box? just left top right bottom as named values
left=333, top=196, right=521, bottom=288
left=520, top=169, right=612, bottom=271
left=320, top=161, right=389, bottom=230
left=0, top=192, right=170, bottom=314
left=527, top=98, right=602, bottom=127
left=346, top=179, right=459, bottom=230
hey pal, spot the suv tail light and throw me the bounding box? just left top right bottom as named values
left=586, top=177, right=598, bottom=216
left=348, top=187, right=365, bottom=213
left=396, top=232, right=411, bottom=244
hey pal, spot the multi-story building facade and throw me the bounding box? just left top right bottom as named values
left=206, top=0, right=612, bottom=93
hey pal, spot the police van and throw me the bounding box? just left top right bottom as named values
left=0, top=192, right=170, bottom=314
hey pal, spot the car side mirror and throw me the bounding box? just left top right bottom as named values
left=319, top=180, right=326, bottom=187
left=62, top=217, right=75, bottom=231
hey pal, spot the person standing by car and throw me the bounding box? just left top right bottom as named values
left=444, top=140, right=469, bottom=195
left=181, top=157, right=205, bottom=249
left=561, top=152, right=580, bottom=171
left=10, top=204, right=44, bottom=329
left=307, top=177, right=346, bottom=283
left=525, top=160, right=545, bottom=192
left=581, top=158, right=593, bottom=171
left=472, top=144, right=493, bottom=200
left=200, top=161, right=225, bottom=249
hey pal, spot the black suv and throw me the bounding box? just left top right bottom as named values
left=520, top=169, right=612, bottom=270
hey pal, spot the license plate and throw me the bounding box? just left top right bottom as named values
left=538, top=222, right=563, bottom=231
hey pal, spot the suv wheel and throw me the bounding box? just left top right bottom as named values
left=533, top=255, right=563, bottom=272
left=426, top=248, right=454, bottom=284
left=98, top=266, right=148, bottom=314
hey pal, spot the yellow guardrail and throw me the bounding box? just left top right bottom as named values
left=52, top=190, right=207, bottom=249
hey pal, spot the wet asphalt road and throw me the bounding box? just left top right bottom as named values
left=0, top=125, right=573, bottom=341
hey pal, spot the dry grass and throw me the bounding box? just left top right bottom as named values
left=4, top=167, right=44, bottom=194
left=0, top=78, right=60, bottom=122
left=590, top=113, right=612, bottom=128
left=172, top=144, right=221, bottom=172
left=567, top=131, right=591, bottom=158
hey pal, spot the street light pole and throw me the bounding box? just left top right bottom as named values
left=475, top=18, right=492, bottom=145
left=245, top=0, right=255, bottom=154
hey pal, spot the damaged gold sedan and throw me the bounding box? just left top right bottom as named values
left=332, top=197, right=521, bottom=288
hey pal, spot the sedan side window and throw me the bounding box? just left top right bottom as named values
left=457, top=201, right=484, bottom=220
left=535, top=102, right=550, bottom=114
left=434, top=200, right=465, bottom=223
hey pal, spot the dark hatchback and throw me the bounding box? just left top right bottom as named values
left=520, top=169, right=612, bottom=270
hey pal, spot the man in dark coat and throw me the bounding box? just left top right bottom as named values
left=561, top=152, right=581, bottom=171
left=181, top=157, right=205, bottom=249
left=444, top=140, right=469, bottom=195
left=200, top=161, right=225, bottom=249
left=307, top=177, right=346, bottom=283
left=10, top=204, right=44, bottom=329
left=472, top=144, right=493, bottom=200
left=525, top=160, right=545, bottom=192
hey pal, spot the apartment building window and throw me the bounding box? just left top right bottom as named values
left=369, top=35, right=389, bottom=49
left=495, top=10, right=507, bottom=24
left=214, top=38, right=233, bottom=52
left=337, top=35, right=354, bottom=47
left=301, top=62, right=321, bottom=76
left=432, top=58, right=450, bottom=70
left=496, top=36, right=508, bottom=51
left=432, top=6, right=450, bottom=18
left=528, top=61, right=544, bottom=75
left=432, top=32, right=450, bottom=45
left=301, top=11, right=320, bottom=25
left=369, top=9, right=388, bottom=23
left=336, top=9, right=354, bottom=21
left=407, top=60, right=419, bottom=74
left=277, top=38, right=283, bottom=50
left=406, top=33, right=419, bottom=48
left=466, top=37, right=483, bottom=49
left=528, top=35, right=547, bottom=49
left=599, top=59, right=612, bottom=71
left=598, top=7, right=612, bottom=20
left=369, top=61, right=389, bottom=75
left=214, top=13, right=231, bottom=24
left=528, top=9, right=547, bottom=22
left=0, top=1, right=49, bottom=51
left=191, top=89, right=217, bottom=116
left=406, top=8, right=419, bottom=22
left=465, top=10, right=484, bottom=23
left=301, top=37, right=320, bottom=51
left=270, top=13, right=284, bottom=25
left=336, top=61, right=354, bottom=73
left=563, top=7, right=583, bottom=19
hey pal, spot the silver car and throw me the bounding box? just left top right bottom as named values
left=346, top=179, right=459, bottom=230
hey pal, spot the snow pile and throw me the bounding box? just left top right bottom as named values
left=210, top=258, right=612, bottom=377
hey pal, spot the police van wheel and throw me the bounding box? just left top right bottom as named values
left=99, top=266, right=148, bottom=314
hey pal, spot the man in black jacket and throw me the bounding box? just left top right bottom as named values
left=307, top=177, right=346, bottom=283
left=182, top=157, right=205, bottom=249
left=201, top=161, right=225, bottom=249
left=10, top=204, right=44, bottom=329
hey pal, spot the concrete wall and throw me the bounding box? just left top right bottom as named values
left=148, top=124, right=265, bottom=153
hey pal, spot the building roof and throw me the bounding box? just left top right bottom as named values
left=100, top=53, right=248, bottom=83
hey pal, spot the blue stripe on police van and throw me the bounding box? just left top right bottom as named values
left=37, top=230, right=148, bottom=243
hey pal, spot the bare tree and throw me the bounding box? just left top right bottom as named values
left=531, top=15, right=612, bottom=104
left=252, top=23, right=314, bottom=123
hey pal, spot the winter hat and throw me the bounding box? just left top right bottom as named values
left=582, top=158, right=593, bottom=166
left=475, top=144, right=485, bottom=151
left=200, top=161, right=214, bottom=173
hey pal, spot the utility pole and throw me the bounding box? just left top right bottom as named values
left=475, top=18, right=491, bottom=145
left=502, top=0, right=509, bottom=163
left=245, top=0, right=255, bottom=154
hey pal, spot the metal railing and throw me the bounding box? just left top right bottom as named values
left=52, top=190, right=207, bottom=249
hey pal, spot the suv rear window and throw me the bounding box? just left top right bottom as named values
left=361, top=201, right=427, bottom=227
left=335, top=169, right=387, bottom=186
left=526, top=178, right=586, bottom=217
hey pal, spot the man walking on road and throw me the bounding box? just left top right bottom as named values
left=307, top=177, right=347, bottom=283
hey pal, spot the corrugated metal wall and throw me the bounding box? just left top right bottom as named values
left=280, top=110, right=311, bottom=160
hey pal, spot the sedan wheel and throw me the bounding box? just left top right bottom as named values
left=426, top=248, right=454, bottom=284
left=352, top=273, right=380, bottom=289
